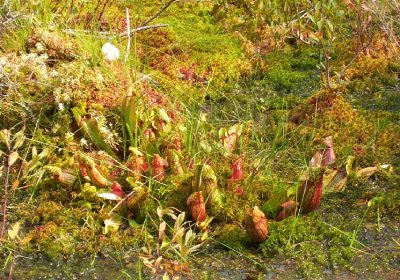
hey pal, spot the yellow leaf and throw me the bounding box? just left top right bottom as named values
left=0, top=129, right=10, bottom=150
left=11, top=180, right=20, bottom=192
left=103, top=216, right=121, bottom=235
left=8, top=222, right=20, bottom=240
left=20, top=235, right=33, bottom=245
left=8, top=151, right=19, bottom=166
left=12, top=128, right=25, bottom=150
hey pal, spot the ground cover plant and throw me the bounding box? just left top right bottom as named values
left=0, top=0, right=399, bottom=279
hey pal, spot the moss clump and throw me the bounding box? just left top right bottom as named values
left=7, top=198, right=143, bottom=260
left=260, top=212, right=364, bottom=278
left=26, top=28, right=78, bottom=62
left=256, top=48, right=320, bottom=95
left=29, top=221, right=77, bottom=259
left=265, top=66, right=309, bottom=92
left=328, top=244, right=355, bottom=269
left=215, top=224, right=248, bottom=251
left=290, top=49, right=319, bottom=70
left=261, top=216, right=320, bottom=256
left=297, top=260, right=325, bottom=279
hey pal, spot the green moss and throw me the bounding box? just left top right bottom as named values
left=297, top=260, right=324, bottom=279
left=290, top=49, right=319, bottom=70
left=216, top=224, right=248, bottom=251
left=259, top=209, right=371, bottom=278
left=254, top=48, right=321, bottom=95
left=265, top=66, right=309, bottom=92
left=145, top=2, right=245, bottom=83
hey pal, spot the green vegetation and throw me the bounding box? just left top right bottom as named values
left=0, top=0, right=399, bottom=279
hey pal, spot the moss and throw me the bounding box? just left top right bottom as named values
left=259, top=207, right=374, bottom=277
left=81, top=184, right=99, bottom=202
left=12, top=197, right=144, bottom=259
left=134, top=1, right=246, bottom=91
left=329, top=245, right=355, bottom=269
left=290, top=48, right=319, bottom=70
left=297, top=260, right=324, bottom=279
left=265, top=66, right=309, bottom=92
left=216, top=224, right=248, bottom=252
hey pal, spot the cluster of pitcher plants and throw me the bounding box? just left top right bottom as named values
left=37, top=83, right=391, bottom=245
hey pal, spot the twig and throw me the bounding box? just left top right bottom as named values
left=120, top=24, right=169, bottom=37
left=7, top=254, right=16, bottom=280
left=0, top=155, right=10, bottom=240
left=325, top=48, right=331, bottom=89
left=141, top=0, right=176, bottom=26
left=62, top=24, right=168, bottom=39
left=97, top=0, right=110, bottom=22
left=124, top=8, right=131, bottom=62
left=338, top=35, right=374, bottom=79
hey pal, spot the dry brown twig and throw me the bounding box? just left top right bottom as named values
left=63, top=0, right=178, bottom=39
left=63, top=24, right=169, bottom=39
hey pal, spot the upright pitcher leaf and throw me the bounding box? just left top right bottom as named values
left=243, top=206, right=268, bottom=243
left=297, top=171, right=324, bottom=214
left=309, top=136, right=336, bottom=167
left=152, top=154, right=168, bottom=182
left=187, top=191, right=206, bottom=222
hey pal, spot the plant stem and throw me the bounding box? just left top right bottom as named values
left=124, top=8, right=131, bottom=62
left=141, top=0, right=176, bottom=26
left=97, top=0, right=110, bottom=22
left=7, top=254, right=16, bottom=280
left=325, top=48, right=331, bottom=89
left=339, top=35, right=373, bottom=79
left=62, top=24, right=169, bottom=39
left=1, top=155, right=10, bottom=240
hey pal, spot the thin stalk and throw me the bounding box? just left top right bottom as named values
left=62, top=24, right=169, bottom=39
left=124, top=8, right=131, bottom=62
left=325, top=47, right=331, bottom=89
left=141, top=0, right=176, bottom=26
left=338, top=35, right=373, bottom=79
left=97, top=0, right=110, bottom=21
left=7, top=254, right=16, bottom=280
left=1, top=155, right=10, bottom=240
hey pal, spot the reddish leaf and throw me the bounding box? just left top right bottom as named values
left=126, top=156, right=149, bottom=180
left=228, top=156, right=244, bottom=192
left=152, top=154, right=168, bottom=181
left=275, top=200, right=299, bottom=221
left=79, top=162, right=89, bottom=178
left=112, top=181, right=126, bottom=198
left=230, top=157, right=243, bottom=181
left=179, top=67, right=197, bottom=81
left=143, top=129, right=156, bottom=142
left=235, top=186, right=244, bottom=196
left=321, top=136, right=336, bottom=167
left=297, top=173, right=324, bottom=214
left=309, top=136, right=336, bottom=167
left=187, top=191, right=206, bottom=222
